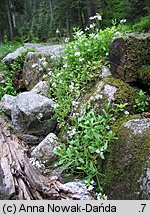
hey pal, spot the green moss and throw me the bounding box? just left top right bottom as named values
left=104, top=115, right=150, bottom=199
left=137, top=65, right=150, bottom=87
left=104, top=77, right=137, bottom=109
left=124, top=34, right=150, bottom=82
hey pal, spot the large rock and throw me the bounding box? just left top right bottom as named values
left=11, top=92, right=57, bottom=136
left=0, top=94, right=15, bottom=116
left=109, top=34, right=150, bottom=87
left=3, top=47, right=27, bottom=64
left=104, top=116, right=150, bottom=199
left=31, top=133, right=59, bottom=164
left=22, top=44, right=62, bottom=90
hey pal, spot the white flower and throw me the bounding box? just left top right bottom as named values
left=56, top=29, right=60, bottom=34
left=89, top=23, right=96, bottom=29
left=96, top=13, right=102, bottom=21
left=74, top=51, right=80, bottom=56
left=124, top=110, right=129, bottom=115
left=69, top=82, right=75, bottom=91
left=67, top=128, right=76, bottom=138
left=52, top=82, right=57, bottom=87
left=79, top=58, right=85, bottom=62
left=96, top=149, right=100, bottom=154
left=90, top=180, right=95, bottom=185
left=76, top=31, right=84, bottom=36
left=48, top=70, right=52, bottom=76
left=87, top=185, right=94, bottom=191
left=53, top=103, right=59, bottom=109
left=32, top=63, right=38, bottom=68
left=120, top=19, right=126, bottom=23
left=36, top=112, right=43, bottom=121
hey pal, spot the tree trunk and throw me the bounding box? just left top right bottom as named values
left=48, top=0, right=53, bottom=16
left=0, top=117, right=80, bottom=200
left=6, top=0, right=14, bottom=40
left=102, top=0, right=107, bottom=19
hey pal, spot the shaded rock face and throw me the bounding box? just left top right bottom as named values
left=31, top=133, right=59, bottom=164
left=109, top=34, right=150, bottom=87
left=11, top=92, right=56, bottom=136
left=0, top=94, right=15, bottom=116
left=3, top=47, right=27, bottom=64
left=104, top=116, right=150, bottom=199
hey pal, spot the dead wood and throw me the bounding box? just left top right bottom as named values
left=0, top=117, right=80, bottom=200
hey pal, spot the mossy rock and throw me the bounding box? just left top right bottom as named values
left=72, top=77, right=137, bottom=116
left=104, top=115, right=150, bottom=199
left=109, top=34, right=150, bottom=88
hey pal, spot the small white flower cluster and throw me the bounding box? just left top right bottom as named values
left=31, top=57, right=48, bottom=71
left=67, top=128, right=76, bottom=138
left=75, top=31, right=84, bottom=37
left=69, top=82, right=75, bottom=91
left=29, top=157, right=45, bottom=170
left=120, top=19, right=127, bottom=23
left=124, top=110, right=129, bottom=115
left=96, top=192, right=108, bottom=200
left=72, top=100, right=79, bottom=108
left=36, top=112, right=43, bottom=121
left=74, top=51, right=81, bottom=57
left=84, top=179, right=95, bottom=191
left=89, top=13, right=102, bottom=21
left=90, top=94, right=103, bottom=101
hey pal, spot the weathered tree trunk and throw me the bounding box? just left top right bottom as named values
left=0, top=117, right=80, bottom=200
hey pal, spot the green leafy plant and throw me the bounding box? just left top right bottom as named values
left=133, top=90, right=150, bottom=113
left=49, top=22, right=118, bottom=126
left=54, top=103, right=116, bottom=192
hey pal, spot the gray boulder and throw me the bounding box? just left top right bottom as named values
left=31, top=81, right=50, bottom=97
left=104, top=116, right=150, bottom=199
left=3, top=47, right=27, bottom=64
left=11, top=92, right=57, bottom=136
left=0, top=94, right=15, bottom=116
left=31, top=133, right=59, bottom=164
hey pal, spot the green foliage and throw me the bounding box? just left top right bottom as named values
left=133, top=90, right=150, bottom=113
left=49, top=24, right=118, bottom=125
left=0, top=41, right=21, bottom=60
left=0, top=52, right=27, bottom=99
left=133, top=14, right=150, bottom=33
left=54, top=103, right=116, bottom=191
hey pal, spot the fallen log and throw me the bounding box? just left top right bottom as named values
left=0, top=117, right=80, bottom=200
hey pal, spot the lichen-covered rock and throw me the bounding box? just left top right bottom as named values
left=64, top=180, right=95, bottom=200
left=104, top=116, right=150, bottom=199
left=22, top=44, right=62, bottom=90
left=22, top=52, right=49, bottom=90
left=11, top=92, right=57, bottom=136
left=31, top=133, right=59, bottom=164
left=3, top=47, right=27, bottom=64
left=31, top=81, right=50, bottom=97
left=0, top=94, right=15, bottom=116
left=109, top=34, right=150, bottom=87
